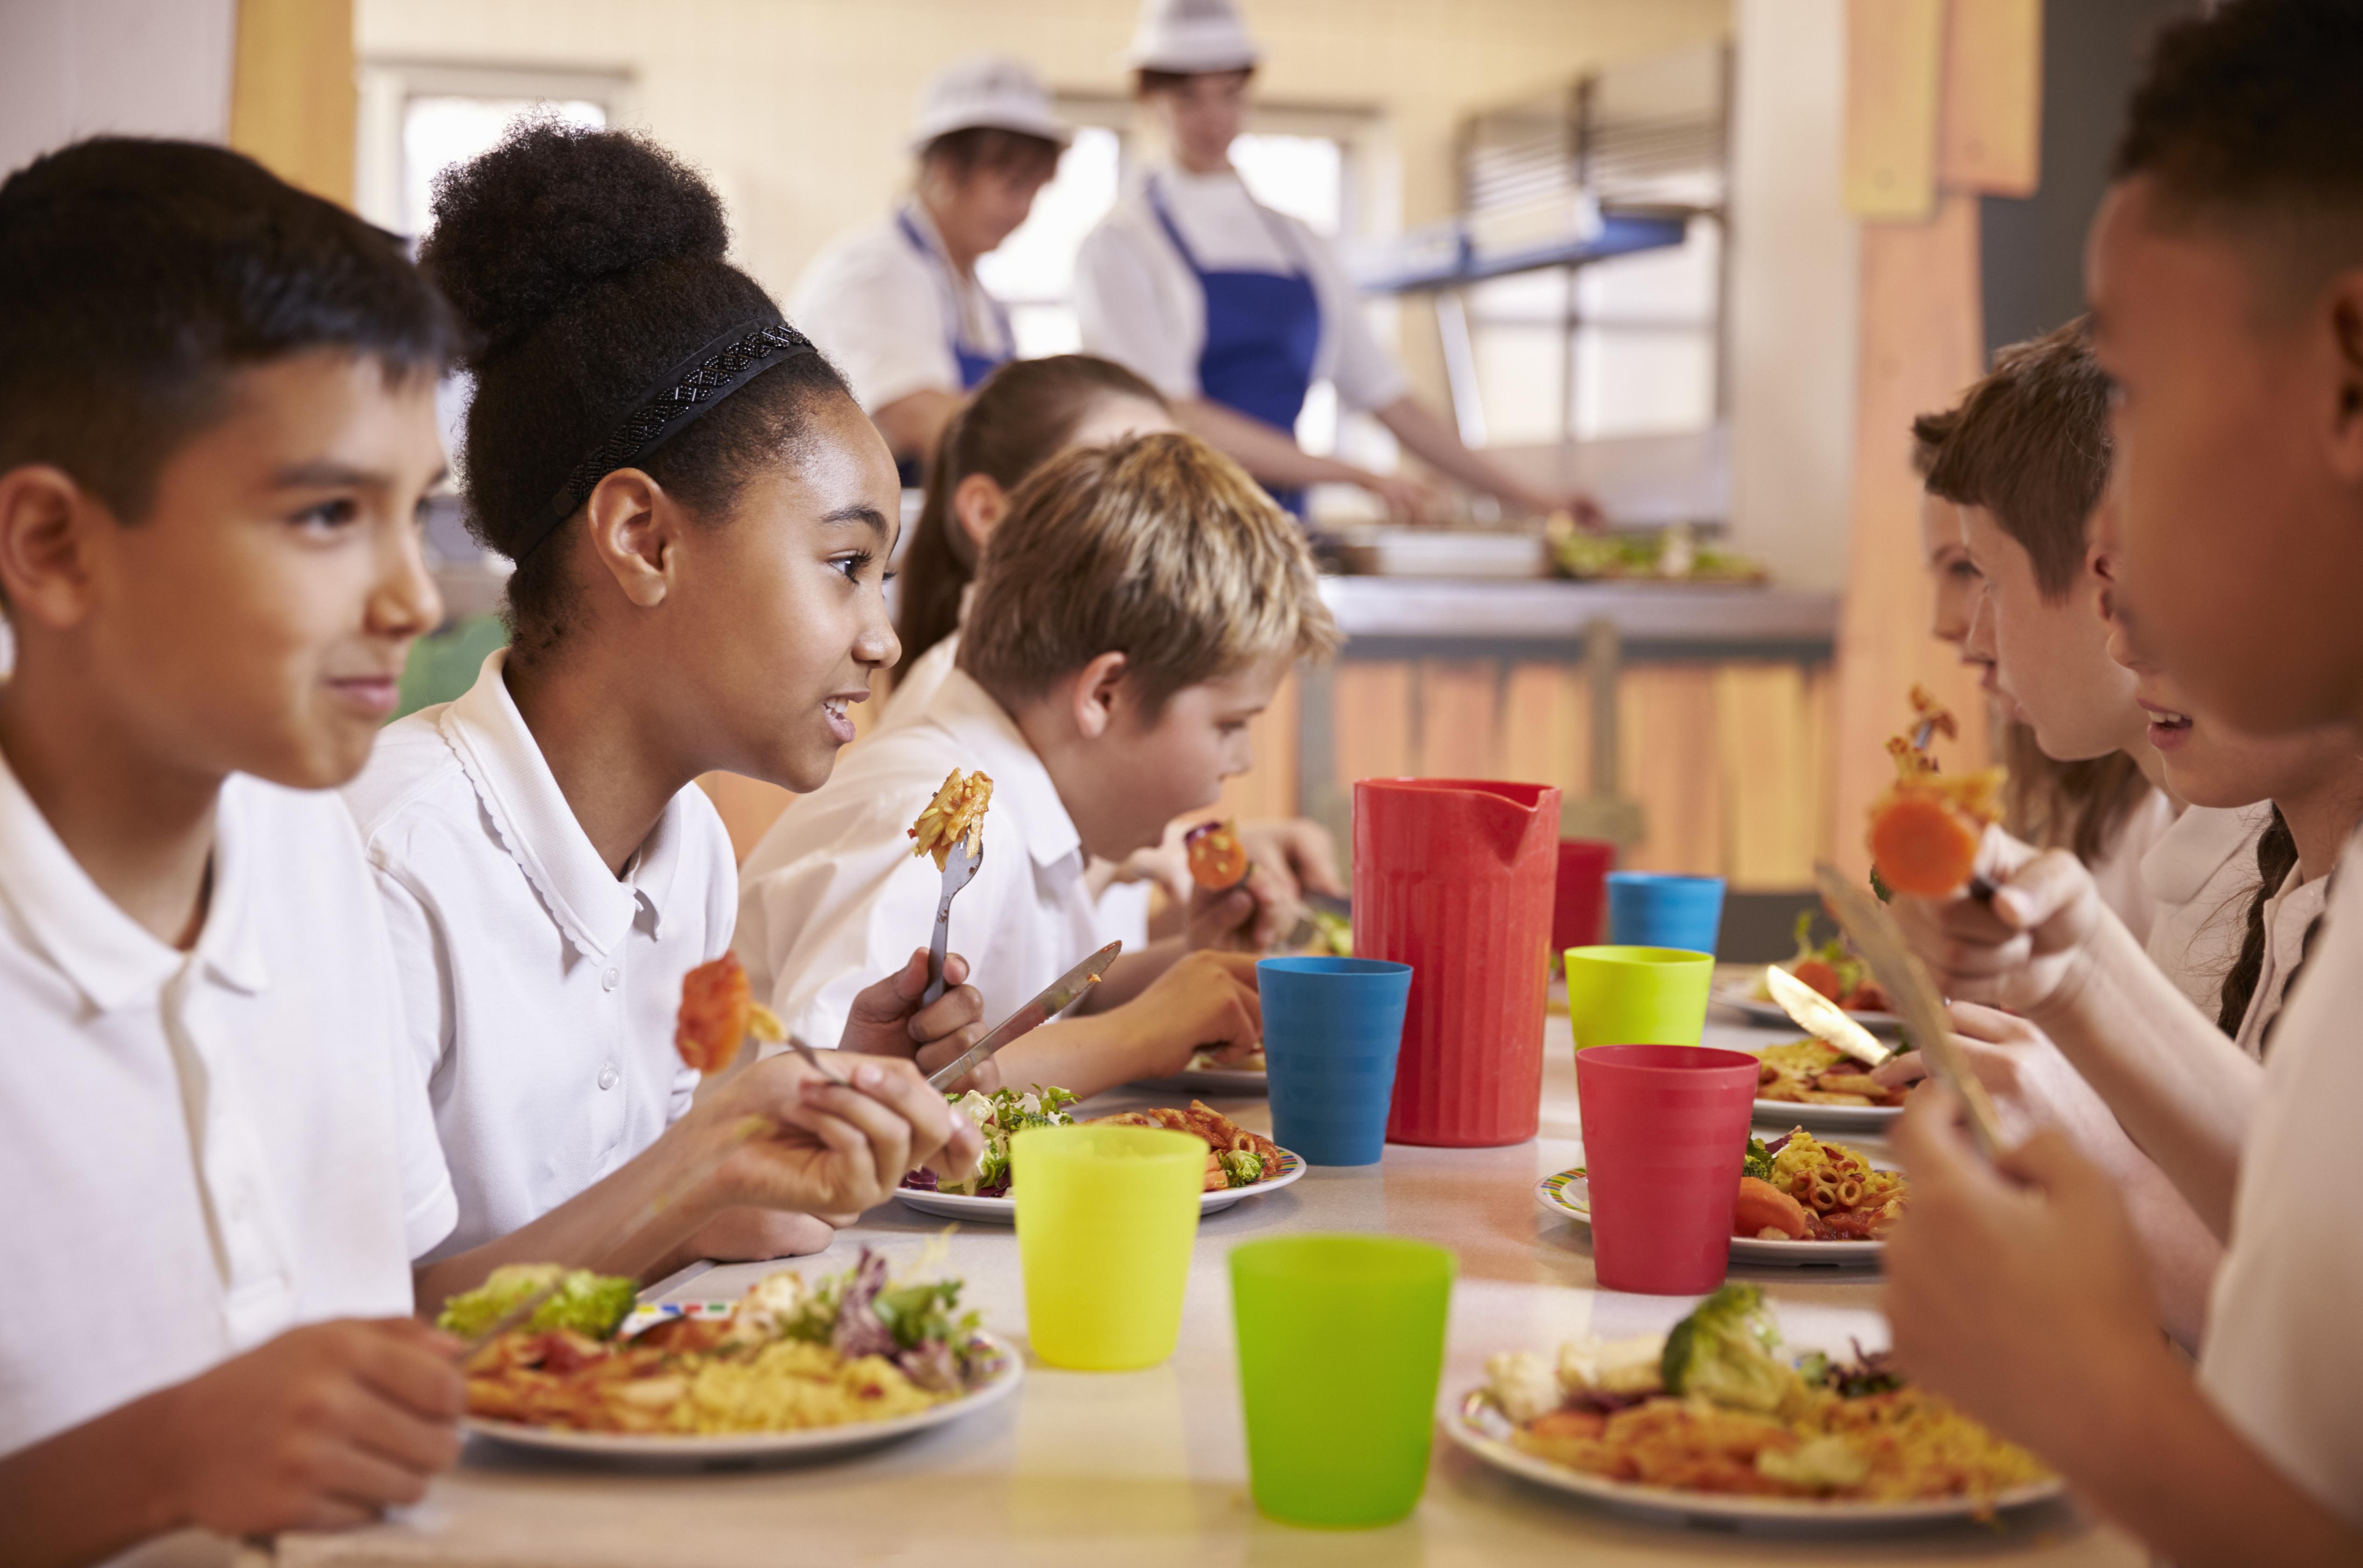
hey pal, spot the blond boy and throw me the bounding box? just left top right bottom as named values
left=739, top=431, right=1340, bottom=1096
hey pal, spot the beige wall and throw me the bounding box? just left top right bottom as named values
left=357, top=0, right=1729, bottom=405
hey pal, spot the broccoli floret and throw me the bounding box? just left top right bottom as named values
left=1659, top=1283, right=1805, bottom=1417
left=1742, top=1137, right=1773, bottom=1184
left=1868, top=865, right=1894, bottom=903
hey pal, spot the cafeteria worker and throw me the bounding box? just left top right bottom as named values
left=794, top=55, right=1065, bottom=481
left=1078, top=0, right=1589, bottom=523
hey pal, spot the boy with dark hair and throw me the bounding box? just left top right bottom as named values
left=1884, top=0, right=2363, bottom=1557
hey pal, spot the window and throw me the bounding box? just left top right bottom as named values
left=974, top=98, right=1384, bottom=461
left=356, top=62, right=633, bottom=239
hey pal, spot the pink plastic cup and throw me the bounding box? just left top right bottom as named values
left=1574, top=1044, right=1759, bottom=1294
left=1553, top=839, right=1616, bottom=966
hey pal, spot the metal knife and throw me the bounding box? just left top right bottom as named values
left=1763, top=963, right=1893, bottom=1069
left=1811, top=862, right=2005, bottom=1155
left=926, top=940, right=1122, bottom=1091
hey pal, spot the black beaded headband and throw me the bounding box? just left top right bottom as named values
left=511, top=313, right=819, bottom=562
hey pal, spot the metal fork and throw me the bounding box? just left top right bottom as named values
left=922, top=835, right=983, bottom=1004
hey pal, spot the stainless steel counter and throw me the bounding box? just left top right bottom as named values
left=1317, top=577, right=1838, bottom=660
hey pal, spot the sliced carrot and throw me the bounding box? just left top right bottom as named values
left=1185, top=820, right=1250, bottom=891
left=1791, top=958, right=1844, bottom=1001
left=1868, top=791, right=1983, bottom=898
left=1734, top=1176, right=1810, bottom=1239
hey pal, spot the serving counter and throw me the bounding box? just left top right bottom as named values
left=280, top=1007, right=2138, bottom=1568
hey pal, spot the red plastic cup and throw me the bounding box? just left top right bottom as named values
left=1553, top=839, right=1615, bottom=963
left=1574, top=1044, right=1759, bottom=1294
left=1354, top=778, right=1561, bottom=1148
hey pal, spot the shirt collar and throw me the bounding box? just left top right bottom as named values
left=917, top=667, right=1084, bottom=873
left=0, top=747, right=268, bottom=1011
left=2141, top=801, right=2270, bottom=907
left=438, top=649, right=681, bottom=958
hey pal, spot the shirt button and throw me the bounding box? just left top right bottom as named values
left=601, top=967, right=621, bottom=991
left=598, top=1063, right=620, bottom=1091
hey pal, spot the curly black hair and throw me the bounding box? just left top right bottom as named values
left=2114, top=0, right=2363, bottom=294
left=0, top=137, right=452, bottom=524
left=419, top=121, right=851, bottom=661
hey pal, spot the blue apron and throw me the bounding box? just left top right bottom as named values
left=1148, top=175, right=1323, bottom=516
left=896, top=208, right=1014, bottom=485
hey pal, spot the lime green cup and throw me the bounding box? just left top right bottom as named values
left=1012, top=1124, right=1204, bottom=1370
left=1564, top=944, right=1715, bottom=1050
left=1229, top=1235, right=1456, bottom=1527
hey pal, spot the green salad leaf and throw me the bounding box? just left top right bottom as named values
left=435, top=1263, right=637, bottom=1340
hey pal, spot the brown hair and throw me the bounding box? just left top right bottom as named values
left=1921, top=320, right=2112, bottom=602
left=958, top=431, right=1340, bottom=713
left=2000, top=725, right=2152, bottom=868
left=1908, top=406, right=1957, bottom=480
left=919, top=127, right=1062, bottom=186
left=894, top=355, right=1168, bottom=683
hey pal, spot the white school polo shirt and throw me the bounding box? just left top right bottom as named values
left=735, top=665, right=1103, bottom=1053
left=2141, top=801, right=2271, bottom=1018
left=0, top=754, right=454, bottom=1460
left=1075, top=165, right=1408, bottom=413
left=2198, top=833, right=2363, bottom=1527
left=344, top=651, right=736, bottom=1262
left=792, top=204, right=1015, bottom=414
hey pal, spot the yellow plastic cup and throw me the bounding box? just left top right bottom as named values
left=1564, top=944, right=1715, bottom=1051
left=1012, top=1124, right=1204, bottom=1370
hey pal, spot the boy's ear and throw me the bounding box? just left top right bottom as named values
left=582, top=467, right=677, bottom=609
left=1070, top=650, right=1132, bottom=741
left=0, top=465, right=103, bottom=630
left=2327, top=270, right=2363, bottom=484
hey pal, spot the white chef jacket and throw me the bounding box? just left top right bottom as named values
left=0, top=754, right=454, bottom=1463
left=1075, top=166, right=1408, bottom=412
left=736, top=665, right=1104, bottom=1052
left=2199, top=832, right=2363, bottom=1527
left=792, top=202, right=1015, bottom=414
left=2142, top=801, right=2272, bottom=1018
left=2232, top=864, right=2330, bottom=1059
left=2085, top=784, right=2178, bottom=949
left=344, top=651, right=735, bottom=1262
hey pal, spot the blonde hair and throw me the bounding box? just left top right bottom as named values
left=957, top=431, right=1341, bottom=713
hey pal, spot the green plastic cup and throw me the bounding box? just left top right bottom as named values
left=1564, top=944, right=1715, bottom=1050
left=1229, top=1234, right=1455, bottom=1527
left=1012, top=1124, right=1203, bottom=1370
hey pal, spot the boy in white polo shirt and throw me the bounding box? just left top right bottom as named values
left=739, top=431, right=1339, bottom=1098
left=0, top=138, right=468, bottom=1564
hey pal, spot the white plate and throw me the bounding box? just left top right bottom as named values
left=1752, top=1097, right=1903, bottom=1133
left=1130, top=1066, right=1269, bottom=1095
left=894, top=1147, right=1306, bottom=1222
left=1535, top=1169, right=1882, bottom=1266
left=462, top=1328, right=1022, bottom=1463
left=1713, top=974, right=1901, bottom=1033
left=1444, top=1390, right=2064, bottom=1529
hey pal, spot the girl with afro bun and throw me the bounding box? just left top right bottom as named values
left=342, top=123, right=988, bottom=1311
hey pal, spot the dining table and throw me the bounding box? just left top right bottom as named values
left=280, top=999, right=2147, bottom=1568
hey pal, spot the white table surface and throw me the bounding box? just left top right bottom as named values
left=283, top=1006, right=2142, bottom=1568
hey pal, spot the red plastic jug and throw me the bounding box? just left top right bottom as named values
left=1354, top=778, right=1562, bottom=1147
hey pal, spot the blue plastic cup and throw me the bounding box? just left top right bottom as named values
left=1605, top=872, right=1726, bottom=954
left=1258, top=956, right=1413, bottom=1166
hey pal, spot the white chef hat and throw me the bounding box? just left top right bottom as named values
left=1126, top=0, right=1262, bottom=75
left=911, top=55, right=1071, bottom=151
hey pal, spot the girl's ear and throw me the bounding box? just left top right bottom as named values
left=1070, top=650, right=1131, bottom=741
left=951, top=473, right=1008, bottom=556
left=580, top=467, right=678, bottom=610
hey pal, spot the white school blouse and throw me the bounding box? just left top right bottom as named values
left=343, top=652, right=736, bottom=1261
left=0, top=755, right=454, bottom=1462
left=2198, top=834, right=2363, bottom=1527
left=792, top=203, right=1014, bottom=414
left=1075, top=165, right=1408, bottom=412
left=2142, top=801, right=2271, bottom=1018
left=736, top=666, right=1103, bottom=1051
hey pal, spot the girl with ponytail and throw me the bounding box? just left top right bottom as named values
left=343, top=124, right=984, bottom=1308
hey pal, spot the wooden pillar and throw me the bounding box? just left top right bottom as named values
left=1827, top=0, right=2042, bottom=878
left=228, top=0, right=356, bottom=207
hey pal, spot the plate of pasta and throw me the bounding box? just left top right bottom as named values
left=449, top=1252, right=1021, bottom=1462
left=1537, top=1128, right=1904, bottom=1265
left=1452, top=1286, right=2060, bottom=1528
left=894, top=1088, right=1304, bottom=1221
left=1134, top=1046, right=1269, bottom=1095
